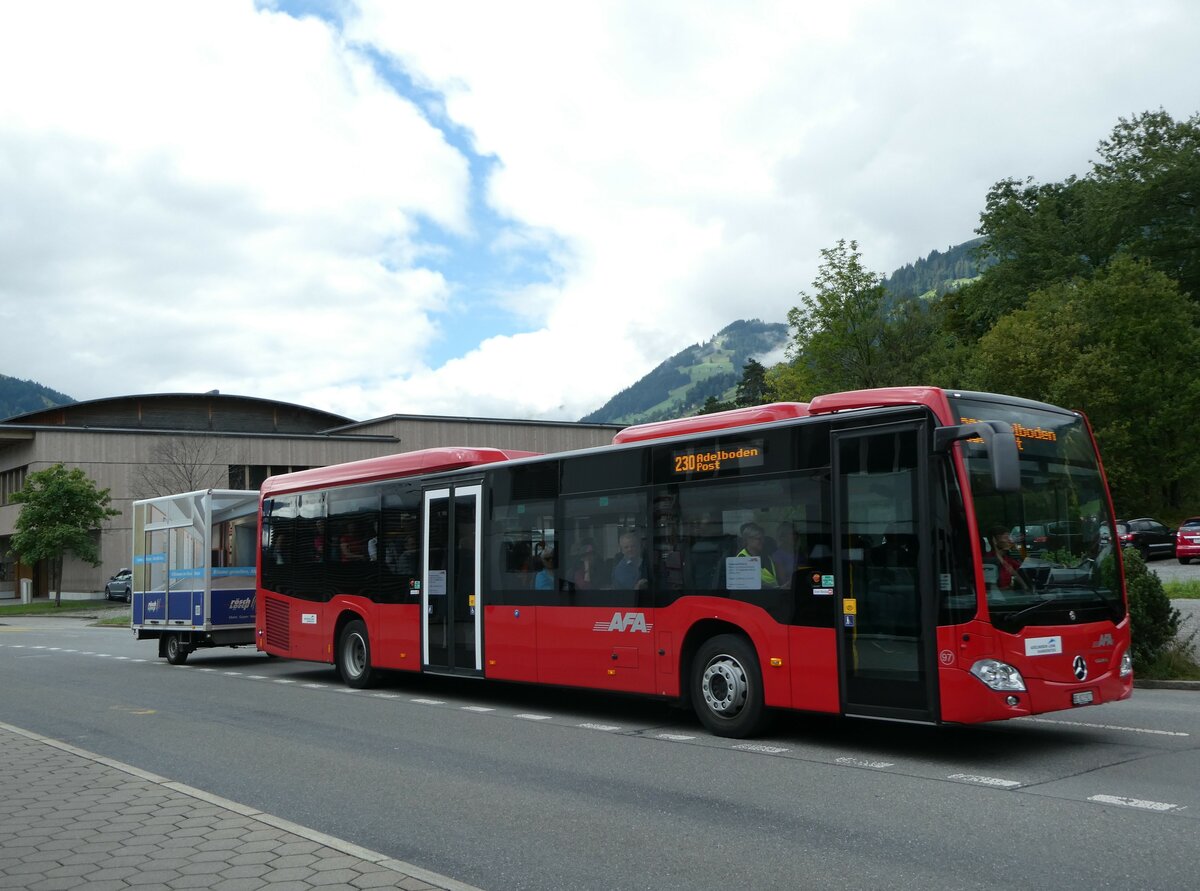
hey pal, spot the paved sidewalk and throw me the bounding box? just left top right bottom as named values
left=0, top=722, right=482, bottom=891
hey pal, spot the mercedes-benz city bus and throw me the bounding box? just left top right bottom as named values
left=252, top=387, right=1132, bottom=737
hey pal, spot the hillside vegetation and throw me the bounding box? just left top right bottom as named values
left=768, top=109, right=1200, bottom=520
left=580, top=320, right=787, bottom=425
left=0, top=375, right=74, bottom=421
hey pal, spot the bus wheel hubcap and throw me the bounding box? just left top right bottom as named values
left=702, top=656, right=747, bottom=716
left=346, top=635, right=365, bottom=676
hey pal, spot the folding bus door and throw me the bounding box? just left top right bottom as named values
left=832, top=422, right=938, bottom=722
left=422, top=484, right=483, bottom=675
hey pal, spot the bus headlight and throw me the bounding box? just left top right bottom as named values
left=1119, top=651, right=1133, bottom=678
left=970, top=659, right=1027, bottom=692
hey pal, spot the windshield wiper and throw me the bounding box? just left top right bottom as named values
left=1001, top=596, right=1060, bottom=626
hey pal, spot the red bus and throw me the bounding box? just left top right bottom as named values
left=254, top=387, right=1132, bottom=737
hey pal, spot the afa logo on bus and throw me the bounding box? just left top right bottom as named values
left=593, top=612, right=654, bottom=633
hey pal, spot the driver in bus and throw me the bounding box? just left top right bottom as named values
left=987, top=526, right=1031, bottom=592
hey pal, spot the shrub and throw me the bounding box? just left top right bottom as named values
left=1122, top=547, right=1181, bottom=670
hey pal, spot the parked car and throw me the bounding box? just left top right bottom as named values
left=1044, top=520, right=1086, bottom=554
left=1116, top=518, right=1176, bottom=561
left=1010, top=523, right=1050, bottom=555
left=104, top=568, right=132, bottom=602
left=1177, top=517, right=1200, bottom=565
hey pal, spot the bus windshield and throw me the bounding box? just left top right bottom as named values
left=949, top=395, right=1125, bottom=632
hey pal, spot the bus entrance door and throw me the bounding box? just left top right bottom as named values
left=422, top=484, right=483, bottom=675
left=833, top=423, right=937, bottom=723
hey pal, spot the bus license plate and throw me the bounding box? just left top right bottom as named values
left=1072, top=691, right=1095, bottom=706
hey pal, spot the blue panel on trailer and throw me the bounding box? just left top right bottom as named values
left=211, top=589, right=256, bottom=626
left=168, top=590, right=194, bottom=622
left=141, top=592, right=167, bottom=623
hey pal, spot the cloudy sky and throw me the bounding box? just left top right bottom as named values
left=2, top=1, right=1197, bottom=422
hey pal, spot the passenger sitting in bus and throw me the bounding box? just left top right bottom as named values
left=771, top=521, right=804, bottom=584
left=610, top=532, right=648, bottom=590
left=339, top=524, right=368, bottom=562
left=987, top=526, right=1030, bottom=592
left=738, top=522, right=779, bottom=588
left=535, top=548, right=557, bottom=590
left=570, top=539, right=597, bottom=590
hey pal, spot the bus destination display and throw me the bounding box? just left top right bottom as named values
left=672, top=440, right=764, bottom=475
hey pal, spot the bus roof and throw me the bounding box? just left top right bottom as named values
left=808, top=386, right=951, bottom=417
left=610, top=388, right=960, bottom=444
left=260, top=447, right=540, bottom=497
left=612, top=402, right=811, bottom=444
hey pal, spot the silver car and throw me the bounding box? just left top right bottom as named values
left=104, top=569, right=132, bottom=602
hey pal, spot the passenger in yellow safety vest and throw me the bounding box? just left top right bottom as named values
left=737, top=522, right=779, bottom=588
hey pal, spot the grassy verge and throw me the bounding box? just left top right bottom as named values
left=1163, top=579, right=1200, bottom=599
left=1, top=600, right=118, bottom=616
left=1138, top=633, right=1200, bottom=680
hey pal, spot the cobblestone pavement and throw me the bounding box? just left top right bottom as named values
left=0, top=722, right=482, bottom=891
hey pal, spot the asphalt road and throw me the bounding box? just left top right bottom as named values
left=1, top=617, right=1198, bottom=891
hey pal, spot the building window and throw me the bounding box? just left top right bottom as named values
left=228, top=464, right=313, bottom=491
left=1, top=466, right=28, bottom=505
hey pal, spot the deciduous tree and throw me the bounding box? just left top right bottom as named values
left=784, top=239, right=890, bottom=394
left=974, top=256, right=1200, bottom=514
left=8, top=464, right=120, bottom=606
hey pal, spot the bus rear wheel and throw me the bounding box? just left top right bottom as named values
left=691, top=634, right=770, bottom=738
left=337, top=619, right=374, bottom=688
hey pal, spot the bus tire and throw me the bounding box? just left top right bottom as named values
left=164, top=634, right=189, bottom=666
left=691, top=634, right=769, bottom=738
left=337, top=619, right=374, bottom=688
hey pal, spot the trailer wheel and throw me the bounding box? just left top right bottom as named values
left=164, top=634, right=189, bottom=666
left=690, top=634, right=770, bottom=738
left=337, top=619, right=374, bottom=688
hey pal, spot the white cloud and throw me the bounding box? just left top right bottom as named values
left=0, top=0, right=466, bottom=415
left=3, top=1, right=1198, bottom=422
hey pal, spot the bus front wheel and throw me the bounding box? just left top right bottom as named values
left=337, top=619, right=374, bottom=688
left=690, top=634, right=770, bottom=738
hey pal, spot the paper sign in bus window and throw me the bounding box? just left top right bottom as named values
left=725, top=556, right=762, bottom=590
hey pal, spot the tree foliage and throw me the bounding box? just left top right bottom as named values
left=947, top=109, right=1200, bottom=342
left=8, top=464, right=120, bottom=606
left=734, top=358, right=770, bottom=407
left=1120, top=548, right=1181, bottom=671
left=973, top=257, right=1200, bottom=513
left=783, top=239, right=891, bottom=396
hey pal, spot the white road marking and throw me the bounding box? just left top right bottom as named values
left=837, top=756, right=896, bottom=769
left=412, top=698, right=445, bottom=705
left=1089, top=794, right=1185, bottom=812
left=462, top=706, right=494, bottom=712
left=578, top=723, right=622, bottom=732
left=1022, top=717, right=1189, bottom=737
left=657, top=733, right=696, bottom=741
left=734, top=743, right=789, bottom=754
left=515, top=714, right=552, bottom=721
left=948, top=773, right=1022, bottom=788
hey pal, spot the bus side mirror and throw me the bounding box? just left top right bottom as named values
left=934, top=421, right=1020, bottom=493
